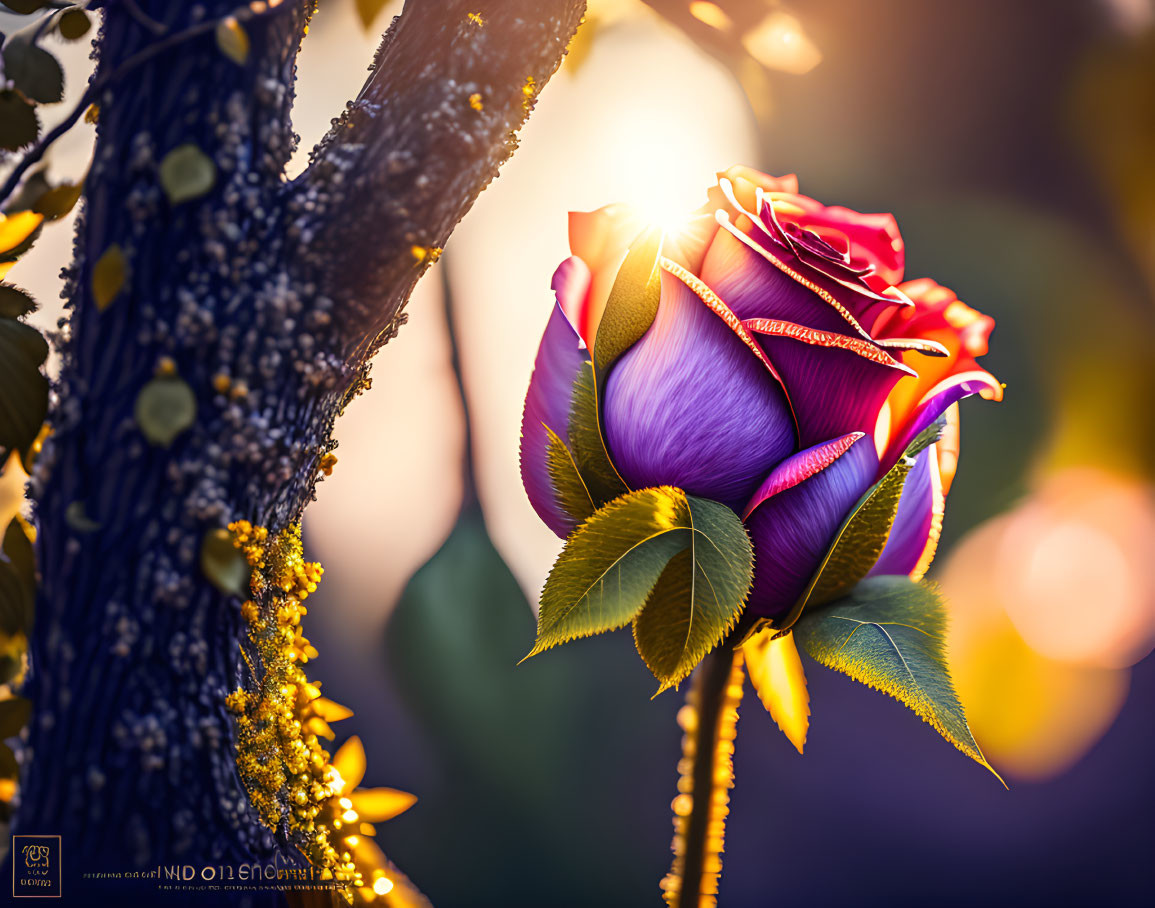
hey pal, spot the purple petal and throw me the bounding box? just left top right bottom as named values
left=744, top=434, right=879, bottom=618
left=700, top=225, right=860, bottom=336
left=603, top=269, right=794, bottom=510
left=745, top=318, right=913, bottom=449
left=520, top=302, right=587, bottom=538
left=869, top=447, right=940, bottom=578
left=755, top=196, right=906, bottom=331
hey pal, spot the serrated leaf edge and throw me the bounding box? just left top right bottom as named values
left=524, top=486, right=691, bottom=660
left=632, top=496, right=754, bottom=694
left=542, top=421, right=595, bottom=524
left=775, top=419, right=947, bottom=632
left=801, top=587, right=1005, bottom=786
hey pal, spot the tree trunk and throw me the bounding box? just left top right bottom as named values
left=12, top=0, right=583, bottom=894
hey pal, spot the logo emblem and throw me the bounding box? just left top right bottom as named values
left=12, top=835, right=61, bottom=898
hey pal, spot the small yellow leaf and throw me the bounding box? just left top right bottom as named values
left=159, top=144, right=217, bottom=205
left=200, top=527, right=250, bottom=596
left=349, top=787, right=417, bottom=823
left=331, top=735, right=366, bottom=791
left=310, top=696, right=353, bottom=723
left=134, top=376, right=196, bottom=447
left=92, top=244, right=126, bottom=310
left=0, top=211, right=43, bottom=255
left=743, top=627, right=809, bottom=754
left=216, top=17, right=250, bottom=65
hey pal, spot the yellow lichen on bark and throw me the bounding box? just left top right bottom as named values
left=224, top=521, right=356, bottom=889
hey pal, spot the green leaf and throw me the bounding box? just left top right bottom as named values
left=134, top=376, right=196, bottom=447
left=0, top=317, right=49, bottom=457
left=529, top=487, right=754, bottom=676
left=591, top=226, right=663, bottom=380
left=795, top=575, right=1002, bottom=780
left=0, top=90, right=39, bottom=151
left=539, top=225, right=664, bottom=530
left=0, top=285, right=35, bottom=318
left=384, top=506, right=677, bottom=896
left=159, top=144, right=217, bottom=205
left=565, top=361, right=627, bottom=508
left=0, top=517, right=35, bottom=635
left=387, top=508, right=547, bottom=778
left=2, top=39, right=64, bottom=104
left=0, top=696, right=30, bottom=738
left=899, top=418, right=945, bottom=460
left=544, top=424, right=595, bottom=526
left=551, top=228, right=665, bottom=517
left=200, top=527, right=250, bottom=597
left=777, top=420, right=945, bottom=630
left=632, top=495, right=753, bottom=690
left=529, top=487, right=691, bottom=658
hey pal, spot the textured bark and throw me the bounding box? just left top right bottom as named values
left=11, top=0, right=583, bottom=894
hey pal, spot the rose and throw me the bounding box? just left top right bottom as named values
left=521, top=166, right=1000, bottom=622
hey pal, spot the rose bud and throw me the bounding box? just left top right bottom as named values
left=521, top=167, right=1001, bottom=623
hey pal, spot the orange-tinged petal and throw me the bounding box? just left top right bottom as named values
left=568, top=204, right=645, bottom=344
left=349, top=787, right=418, bottom=823
left=743, top=627, right=810, bottom=754
left=331, top=735, right=366, bottom=792
left=936, top=403, right=961, bottom=496
left=717, top=164, right=799, bottom=200
left=875, top=278, right=1000, bottom=462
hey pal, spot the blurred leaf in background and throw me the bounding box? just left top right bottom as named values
left=382, top=504, right=677, bottom=906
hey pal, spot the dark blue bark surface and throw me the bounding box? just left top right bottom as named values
left=7, top=0, right=584, bottom=902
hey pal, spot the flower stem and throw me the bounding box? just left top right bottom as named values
left=663, top=642, right=746, bottom=908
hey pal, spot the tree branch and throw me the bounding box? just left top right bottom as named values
left=289, top=0, right=586, bottom=354
left=10, top=0, right=587, bottom=897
